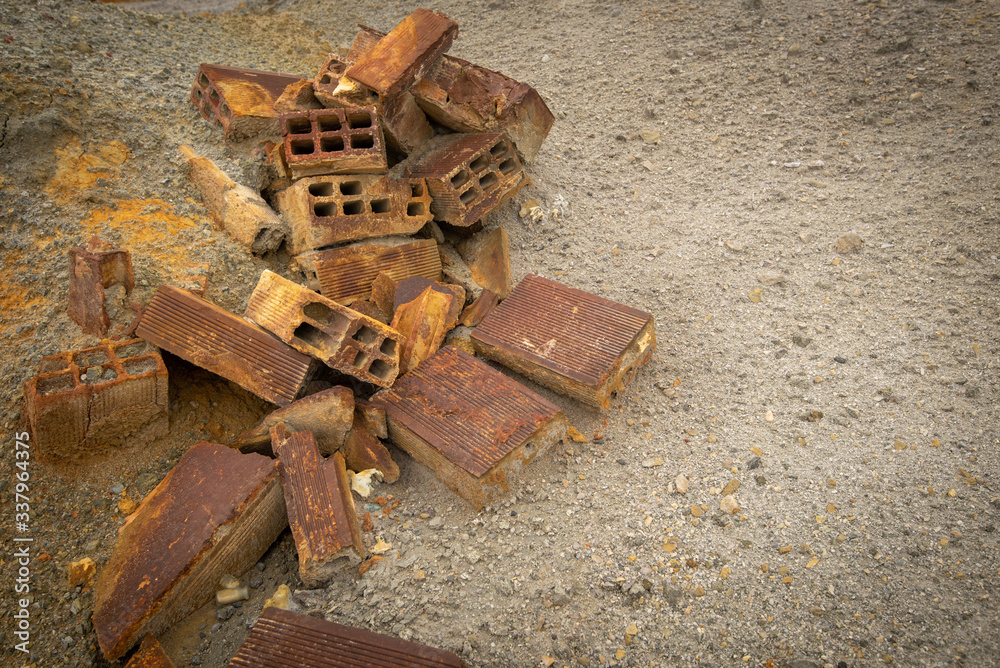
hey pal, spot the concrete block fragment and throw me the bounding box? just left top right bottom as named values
left=271, top=425, right=363, bottom=587
left=245, top=270, right=402, bottom=388
left=136, top=285, right=315, bottom=406
left=471, top=274, right=656, bottom=409
left=371, top=346, right=567, bottom=510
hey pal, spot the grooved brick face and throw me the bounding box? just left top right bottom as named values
left=280, top=107, right=387, bottom=177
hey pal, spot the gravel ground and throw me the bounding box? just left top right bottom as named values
left=1, top=0, right=998, bottom=667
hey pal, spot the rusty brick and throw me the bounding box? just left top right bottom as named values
left=371, top=346, right=567, bottom=510
left=394, top=276, right=465, bottom=323
left=124, top=635, right=176, bottom=668
left=23, top=339, right=168, bottom=463
left=180, top=146, right=287, bottom=254
left=227, top=386, right=354, bottom=457
left=381, top=91, right=434, bottom=157
left=353, top=25, right=553, bottom=162
left=459, top=289, right=499, bottom=327
left=278, top=174, right=432, bottom=253
left=397, top=132, right=528, bottom=227
left=272, top=79, right=323, bottom=114
left=94, top=443, right=287, bottom=660
left=245, top=270, right=402, bottom=388
left=391, top=285, right=455, bottom=375
left=342, top=414, right=399, bottom=484
left=439, top=243, right=480, bottom=302
left=346, top=298, right=389, bottom=324
left=370, top=273, right=397, bottom=320
left=312, top=52, right=352, bottom=107
left=296, top=237, right=441, bottom=305
left=356, top=399, right=388, bottom=440
left=190, top=63, right=301, bottom=139
left=67, top=236, right=135, bottom=337
left=457, top=227, right=511, bottom=299
left=271, top=425, right=363, bottom=587
left=136, top=285, right=315, bottom=406
left=280, top=106, right=387, bottom=178
left=228, top=607, right=464, bottom=668
left=471, top=274, right=656, bottom=410
left=345, top=8, right=458, bottom=100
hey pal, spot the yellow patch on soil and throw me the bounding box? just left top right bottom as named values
left=46, top=139, right=130, bottom=201
left=0, top=250, right=52, bottom=334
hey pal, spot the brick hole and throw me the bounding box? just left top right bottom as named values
left=314, top=202, right=337, bottom=217
left=340, top=181, right=362, bottom=196
left=37, top=372, right=75, bottom=396
left=209, top=87, right=220, bottom=102
left=115, top=341, right=150, bottom=358
left=219, top=103, right=232, bottom=119
left=369, top=358, right=392, bottom=380
left=286, top=117, right=311, bottom=135
left=380, top=338, right=397, bottom=356
left=353, top=350, right=371, bottom=370
left=198, top=72, right=209, bottom=87
left=308, top=182, right=334, bottom=197
left=123, top=357, right=158, bottom=375
left=293, top=321, right=326, bottom=348
left=290, top=139, right=316, bottom=155
left=74, top=349, right=110, bottom=367
left=193, top=88, right=203, bottom=100
left=303, top=302, right=350, bottom=330
left=450, top=169, right=470, bottom=188
left=343, top=201, right=363, bottom=215
left=459, top=187, right=478, bottom=206
left=370, top=198, right=390, bottom=214
left=350, top=134, right=374, bottom=149
left=479, top=172, right=499, bottom=191
left=319, top=74, right=333, bottom=85
left=490, top=141, right=508, bottom=159
left=317, top=115, right=342, bottom=132
left=38, top=357, right=69, bottom=374
left=406, top=202, right=425, bottom=217
left=81, top=364, right=117, bottom=386
left=320, top=136, right=345, bottom=152
left=409, top=182, right=424, bottom=197
left=498, top=158, right=517, bottom=175
left=469, top=154, right=489, bottom=173
left=347, top=112, right=373, bottom=129
left=353, top=325, right=379, bottom=344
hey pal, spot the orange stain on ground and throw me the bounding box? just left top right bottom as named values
left=46, top=139, right=130, bottom=201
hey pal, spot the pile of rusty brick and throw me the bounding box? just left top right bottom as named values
left=22, top=9, right=657, bottom=667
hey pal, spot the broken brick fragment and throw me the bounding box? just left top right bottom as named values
left=23, top=339, right=168, bottom=462
left=227, top=386, right=354, bottom=457
left=393, top=276, right=465, bottom=324
left=93, top=443, right=287, bottom=660
left=190, top=63, right=301, bottom=139
left=136, top=285, right=315, bottom=406
left=459, top=289, right=499, bottom=327
left=457, top=226, right=512, bottom=299
left=342, top=414, right=399, bottom=483
left=228, top=607, right=464, bottom=667
left=124, top=635, right=176, bottom=668
left=345, top=8, right=458, bottom=100
left=271, top=425, right=364, bottom=587
left=244, top=270, right=402, bottom=388
left=67, top=236, right=135, bottom=337
left=397, top=132, right=528, bottom=227
left=273, top=79, right=323, bottom=114
left=471, top=274, right=656, bottom=409
left=371, top=346, right=567, bottom=510
left=390, top=285, right=455, bottom=375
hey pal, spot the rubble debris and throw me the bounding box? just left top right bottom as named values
left=342, top=414, right=399, bottom=483
left=459, top=289, right=499, bottom=327
left=123, top=635, right=176, bottom=668
left=67, top=236, right=135, bottom=337
left=190, top=63, right=301, bottom=139
left=351, top=23, right=553, bottom=162
left=136, top=285, right=315, bottom=406
left=244, top=270, right=402, bottom=387
left=398, top=132, right=528, bottom=227
left=390, top=285, right=456, bottom=375
left=379, top=91, right=435, bottom=157
left=179, top=146, right=287, bottom=254
left=372, top=346, right=568, bottom=509
left=346, top=298, right=389, bottom=324
left=344, top=8, right=459, bottom=100
left=226, top=386, right=354, bottom=457
left=348, top=468, right=379, bottom=497
left=356, top=399, right=388, bottom=440
left=471, top=274, right=656, bottom=409
left=439, top=243, right=480, bottom=301
left=457, top=226, right=512, bottom=298
left=312, top=52, right=351, bottom=107
left=295, top=237, right=441, bottom=304
left=271, top=424, right=364, bottom=587
left=279, top=106, right=387, bottom=178
left=370, top=272, right=398, bottom=319
left=68, top=557, right=97, bottom=587
left=229, top=607, right=464, bottom=668
left=216, top=587, right=249, bottom=605
left=278, top=174, right=432, bottom=253
left=443, top=325, right=477, bottom=356
left=23, top=339, right=168, bottom=462
left=272, top=79, right=323, bottom=114
left=262, top=584, right=291, bottom=611
left=93, top=443, right=287, bottom=660
left=393, top=276, right=465, bottom=323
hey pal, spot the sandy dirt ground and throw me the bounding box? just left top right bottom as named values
left=1, top=0, right=998, bottom=667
